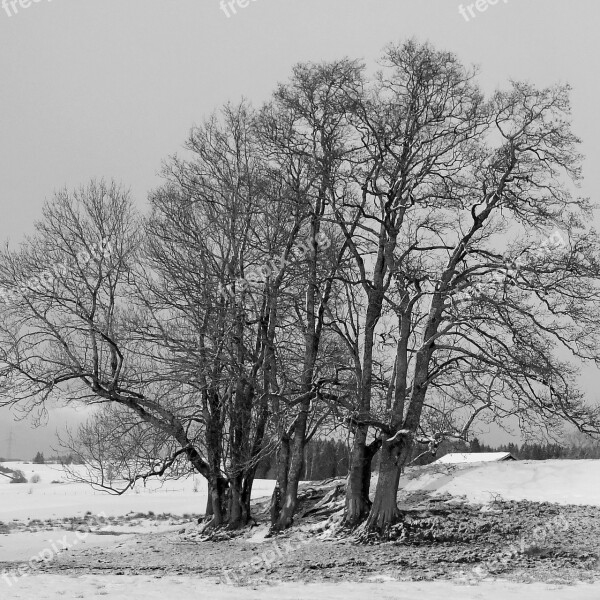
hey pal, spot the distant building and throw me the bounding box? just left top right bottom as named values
left=434, top=452, right=516, bottom=464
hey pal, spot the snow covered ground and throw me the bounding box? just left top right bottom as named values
left=2, top=576, right=600, bottom=600
left=0, top=462, right=276, bottom=521
left=0, top=461, right=276, bottom=564
left=4, top=458, right=599, bottom=526
left=0, top=528, right=135, bottom=564
left=3, top=459, right=600, bottom=599
left=402, top=459, right=600, bottom=506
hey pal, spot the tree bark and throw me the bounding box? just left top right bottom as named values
left=274, top=211, right=324, bottom=530
left=366, top=441, right=405, bottom=533
left=227, top=474, right=251, bottom=529
left=344, top=427, right=369, bottom=525
left=205, top=483, right=214, bottom=517
left=345, top=435, right=381, bottom=525
left=204, top=475, right=228, bottom=527
left=276, top=422, right=306, bottom=528
left=270, top=431, right=290, bottom=526
left=343, top=284, right=385, bottom=526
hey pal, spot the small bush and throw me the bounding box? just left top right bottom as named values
left=30, top=474, right=41, bottom=484
left=523, top=544, right=550, bottom=557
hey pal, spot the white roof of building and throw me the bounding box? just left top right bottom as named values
left=434, top=452, right=515, bottom=464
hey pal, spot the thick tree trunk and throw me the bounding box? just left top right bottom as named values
left=226, top=470, right=255, bottom=529
left=200, top=388, right=225, bottom=524
left=366, top=442, right=404, bottom=533
left=241, top=473, right=254, bottom=522
left=276, top=416, right=307, bottom=529
left=274, top=217, right=324, bottom=530
left=227, top=475, right=250, bottom=529
left=344, top=426, right=370, bottom=526
left=205, top=483, right=214, bottom=517
left=202, top=475, right=228, bottom=528
left=270, top=430, right=290, bottom=526
left=344, top=287, right=385, bottom=526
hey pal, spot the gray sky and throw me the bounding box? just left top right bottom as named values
left=1, top=0, right=599, bottom=456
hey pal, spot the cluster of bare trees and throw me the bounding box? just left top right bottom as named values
left=2, top=40, right=600, bottom=535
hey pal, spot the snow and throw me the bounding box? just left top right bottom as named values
left=0, top=529, right=134, bottom=563
left=434, top=452, right=515, bottom=464
left=3, top=459, right=600, bottom=598
left=403, top=459, right=600, bottom=506
left=0, top=462, right=276, bottom=569
left=2, top=576, right=600, bottom=600
left=8, top=459, right=599, bottom=526
left=0, top=462, right=276, bottom=521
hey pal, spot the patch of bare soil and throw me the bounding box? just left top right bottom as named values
left=2, top=480, right=599, bottom=586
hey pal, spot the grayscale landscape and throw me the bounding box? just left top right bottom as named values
left=2, top=1, right=600, bottom=598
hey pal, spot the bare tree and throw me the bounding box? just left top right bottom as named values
left=327, top=41, right=600, bottom=533
left=140, top=100, right=336, bottom=528
left=0, top=181, right=216, bottom=502
left=59, top=405, right=186, bottom=494
left=256, top=59, right=362, bottom=529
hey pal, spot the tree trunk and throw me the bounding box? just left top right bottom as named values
left=205, top=482, right=214, bottom=517
left=241, top=473, right=254, bottom=523
left=274, top=215, right=323, bottom=530
left=203, top=475, right=228, bottom=528
left=366, top=441, right=404, bottom=533
left=344, top=425, right=370, bottom=526
left=227, top=474, right=252, bottom=529
left=270, top=430, right=290, bottom=526
left=344, top=287, right=385, bottom=526
left=276, top=419, right=306, bottom=529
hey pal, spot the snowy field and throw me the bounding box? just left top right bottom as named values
left=401, top=459, right=600, bottom=506
left=0, top=462, right=276, bottom=521
left=0, top=461, right=277, bottom=567
left=3, top=459, right=600, bottom=599
left=6, top=459, right=600, bottom=523
left=3, top=576, right=600, bottom=600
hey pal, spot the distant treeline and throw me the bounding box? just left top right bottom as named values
left=469, top=438, right=600, bottom=460
left=7, top=437, right=596, bottom=487
left=415, top=437, right=600, bottom=463
left=256, top=439, right=351, bottom=481
left=255, top=435, right=600, bottom=481
left=0, top=453, right=84, bottom=465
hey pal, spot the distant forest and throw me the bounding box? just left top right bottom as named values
left=256, top=439, right=351, bottom=482
left=468, top=438, right=600, bottom=461
left=3, top=438, right=599, bottom=483
left=255, top=435, right=600, bottom=481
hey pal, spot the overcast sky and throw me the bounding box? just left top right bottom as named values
left=1, top=0, right=599, bottom=457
